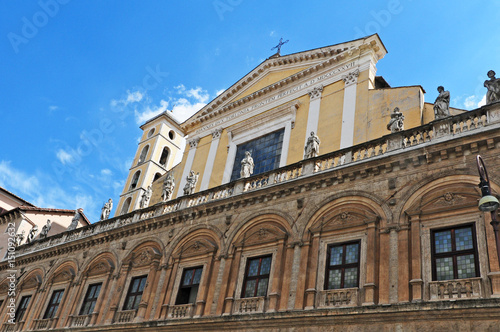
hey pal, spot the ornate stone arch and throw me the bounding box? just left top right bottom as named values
left=123, top=240, right=163, bottom=269
left=18, top=268, right=44, bottom=292
left=46, top=260, right=77, bottom=286
left=81, top=252, right=117, bottom=278
left=168, top=228, right=221, bottom=262
left=165, top=224, right=223, bottom=261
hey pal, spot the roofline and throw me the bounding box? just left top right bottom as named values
left=0, top=186, right=36, bottom=207
left=0, top=206, right=91, bottom=225
left=139, top=111, right=183, bottom=132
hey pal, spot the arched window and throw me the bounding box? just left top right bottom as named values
left=153, top=172, right=162, bottom=183
left=137, top=145, right=149, bottom=165
left=121, top=197, right=132, bottom=214
left=129, top=171, right=141, bottom=190
left=159, top=147, right=170, bottom=167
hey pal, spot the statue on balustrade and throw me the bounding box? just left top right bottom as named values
left=39, top=219, right=52, bottom=239
left=183, top=170, right=199, bottom=195
left=304, top=131, right=321, bottom=159
left=26, top=225, right=38, bottom=244
left=67, top=209, right=82, bottom=231
left=484, top=70, right=500, bottom=105
left=15, top=230, right=25, bottom=247
left=140, top=186, right=152, bottom=208
left=100, top=198, right=113, bottom=220
left=433, top=86, right=450, bottom=119
left=161, top=172, right=175, bottom=202
left=387, top=107, right=405, bottom=133
left=240, top=151, right=255, bottom=178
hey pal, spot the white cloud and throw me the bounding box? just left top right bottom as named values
left=56, top=149, right=74, bottom=165
left=478, top=94, right=487, bottom=108
left=171, top=98, right=206, bottom=122
left=0, top=161, right=40, bottom=197
left=186, top=87, right=209, bottom=103
left=111, top=90, right=144, bottom=107
left=49, top=105, right=59, bottom=112
left=463, top=94, right=486, bottom=109
left=101, top=169, right=112, bottom=176
left=216, top=89, right=225, bottom=96
left=134, top=99, right=169, bottom=124
left=270, top=31, right=275, bottom=37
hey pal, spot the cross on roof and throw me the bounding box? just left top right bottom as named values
left=271, top=37, right=289, bottom=55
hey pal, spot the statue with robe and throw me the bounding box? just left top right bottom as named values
left=484, top=70, right=500, bottom=105
left=162, top=172, right=175, bottom=201
left=240, top=151, right=255, bottom=178
left=304, top=131, right=321, bottom=159
left=433, top=86, right=450, bottom=119
left=387, top=107, right=405, bottom=133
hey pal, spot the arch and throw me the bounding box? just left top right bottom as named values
left=137, top=145, right=150, bottom=165
left=121, top=197, right=132, bottom=214
left=81, top=251, right=118, bottom=278
left=123, top=240, right=163, bottom=269
left=397, top=174, right=500, bottom=221
left=168, top=228, right=222, bottom=261
left=17, top=268, right=44, bottom=291
left=45, top=260, right=78, bottom=287
left=153, top=172, right=162, bottom=183
left=159, top=147, right=170, bottom=167
left=129, top=171, right=141, bottom=190
left=223, top=212, right=293, bottom=256
left=166, top=225, right=223, bottom=259
left=301, top=191, right=389, bottom=242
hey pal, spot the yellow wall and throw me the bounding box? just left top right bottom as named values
left=317, top=80, right=344, bottom=154
left=209, top=129, right=229, bottom=188
left=237, top=67, right=309, bottom=101
left=189, top=135, right=212, bottom=193
left=353, top=70, right=371, bottom=145
left=172, top=144, right=190, bottom=198
left=287, top=95, right=310, bottom=164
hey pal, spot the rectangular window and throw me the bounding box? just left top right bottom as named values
left=43, top=290, right=64, bottom=319
left=123, top=275, right=147, bottom=311
left=325, top=241, right=360, bottom=289
left=175, top=266, right=203, bottom=305
left=431, top=224, right=479, bottom=281
left=79, top=283, right=102, bottom=316
left=242, top=255, right=272, bottom=298
left=15, top=295, right=31, bottom=322
left=230, top=129, right=284, bottom=181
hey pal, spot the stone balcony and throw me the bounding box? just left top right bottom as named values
left=429, top=278, right=483, bottom=301
left=114, top=310, right=136, bottom=323
left=10, top=103, right=500, bottom=261
left=168, top=304, right=195, bottom=319
left=233, top=297, right=265, bottom=314
left=317, top=288, right=359, bottom=307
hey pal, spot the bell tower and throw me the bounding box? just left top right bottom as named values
left=115, top=112, right=185, bottom=216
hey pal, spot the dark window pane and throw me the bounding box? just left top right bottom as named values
left=434, top=230, right=452, bottom=254
left=124, top=275, right=147, bottom=311
left=248, top=259, right=260, bottom=277
left=455, top=228, right=473, bottom=251
left=328, top=269, right=342, bottom=289
left=344, top=268, right=358, bottom=288
left=256, top=278, right=269, bottom=297
left=326, top=241, right=361, bottom=290
left=436, top=257, right=455, bottom=281
left=330, top=246, right=343, bottom=266
left=457, top=254, right=476, bottom=279
left=176, top=267, right=203, bottom=305
left=244, top=279, right=257, bottom=298
left=345, top=244, right=359, bottom=264
left=260, top=257, right=272, bottom=275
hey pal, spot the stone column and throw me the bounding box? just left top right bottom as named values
left=22, top=282, right=43, bottom=330
left=203, top=258, right=221, bottom=316
left=62, top=275, right=88, bottom=327
left=267, top=239, right=286, bottom=312
left=485, top=211, right=500, bottom=296
left=304, top=234, right=320, bottom=310
left=104, top=264, right=131, bottom=324
left=97, top=271, right=119, bottom=325
left=151, top=264, right=169, bottom=320
left=304, top=85, right=323, bottom=148
left=409, top=216, right=423, bottom=302
left=388, top=227, right=399, bottom=304
left=194, top=253, right=215, bottom=317
left=339, top=69, right=359, bottom=149
left=160, top=259, right=179, bottom=319
left=378, top=229, right=391, bottom=304
left=293, top=242, right=310, bottom=309
left=200, top=129, right=222, bottom=191
left=278, top=243, right=296, bottom=310
left=91, top=271, right=113, bottom=325
left=135, top=260, right=160, bottom=322
left=363, top=222, right=377, bottom=305
left=27, top=281, right=52, bottom=330
left=398, top=226, right=410, bottom=303
left=222, top=248, right=242, bottom=315
left=54, top=280, right=74, bottom=328
left=176, top=138, right=200, bottom=198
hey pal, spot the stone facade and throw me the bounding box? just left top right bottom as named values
left=1, top=36, right=500, bottom=331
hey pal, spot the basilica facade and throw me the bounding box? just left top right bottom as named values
left=1, top=34, right=500, bottom=331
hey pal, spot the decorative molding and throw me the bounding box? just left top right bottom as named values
left=188, top=138, right=200, bottom=149
left=342, top=69, right=359, bottom=86
left=212, top=128, right=223, bottom=140
left=308, top=85, right=324, bottom=100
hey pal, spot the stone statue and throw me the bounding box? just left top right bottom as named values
left=304, top=131, right=321, bottom=159
left=39, top=219, right=52, bottom=239
left=484, top=70, right=500, bottom=105
left=15, top=230, right=25, bottom=247
left=140, top=186, right=152, bottom=208
left=433, top=86, right=450, bottom=119
left=387, top=107, right=405, bottom=133
left=67, top=209, right=82, bottom=231
left=100, top=198, right=113, bottom=220
left=161, top=172, right=175, bottom=202
left=26, top=225, right=38, bottom=244
left=240, top=151, right=255, bottom=178
left=183, top=171, right=199, bottom=195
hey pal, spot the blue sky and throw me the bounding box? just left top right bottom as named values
left=1, top=1, right=499, bottom=222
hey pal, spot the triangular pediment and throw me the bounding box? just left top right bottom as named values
left=182, top=34, right=386, bottom=133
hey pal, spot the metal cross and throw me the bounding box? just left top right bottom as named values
left=271, top=37, right=289, bottom=54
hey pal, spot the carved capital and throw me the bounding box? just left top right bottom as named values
left=308, top=85, right=323, bottom=100
left=342, top=69, right=359, bottom=86
left=188, top=138, right=200, bottom=149
left=211, top=128, right=223, bottom=140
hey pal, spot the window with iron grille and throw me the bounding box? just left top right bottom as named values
left=242, top=255, right=272, bottom=298
left=123, top=275, right=147, bottom=311
left=230, top=129, right=284, bottom=182
left=175, top=266, right=203, bottom=305
left=325, top=241, right=360, bottom=289
left=79, top=283, right=102, bottom=316
left=43, top=289, right=64, bottom=319
left=431, top=224, right=479, bottom=281
left=15, top=295, right=31, bottom=322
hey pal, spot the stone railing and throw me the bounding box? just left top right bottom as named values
left=115, top=310, right=136, bottom=323
left=32, top=317, right=57, bottom=330
left=1, top=323, right=17, bottom=332
left=233, top=297, right=265, bottom=314
left=317, top=288, right=358, bottom=307
left=70, top=314, right=93, bottom=327
left=11, top=105, right=500, bottom=260
left=168, top=304, right=195, bottom=318
left=429, top=278, right=482, bottom=301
